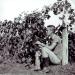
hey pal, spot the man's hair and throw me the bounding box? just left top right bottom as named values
left=47, top=25, right=55, bottom=32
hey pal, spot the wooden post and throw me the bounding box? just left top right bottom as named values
left=62, top=26, right=68, bottom=65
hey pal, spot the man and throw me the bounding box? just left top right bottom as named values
left=35, top=25, right=62, bottom=73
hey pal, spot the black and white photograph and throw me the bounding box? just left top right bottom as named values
left=0, top=0, right=75, bottom=75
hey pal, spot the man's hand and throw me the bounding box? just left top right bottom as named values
left=35, top=41, right=41, bottom=45
left=35, top=41, right=45, bottom=47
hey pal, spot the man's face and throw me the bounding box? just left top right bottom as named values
left=46, top=27, right=53, bottom=36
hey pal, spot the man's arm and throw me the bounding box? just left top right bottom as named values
left=36, top=41, right=57, bottom=50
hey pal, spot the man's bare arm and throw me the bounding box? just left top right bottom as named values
left=36, top=41, right=57, bottom=50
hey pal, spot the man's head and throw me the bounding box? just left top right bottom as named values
left=46, top=25, right=55, bottom=36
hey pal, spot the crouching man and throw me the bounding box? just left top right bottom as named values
left=35, top=25, right=62, bottom=73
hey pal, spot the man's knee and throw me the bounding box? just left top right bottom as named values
left=50, top=56, right=61, bottom=65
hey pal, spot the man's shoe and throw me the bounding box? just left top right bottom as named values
left=45, top=69, right=51, bottom=73
left=43, top=67, right=50, bottom=73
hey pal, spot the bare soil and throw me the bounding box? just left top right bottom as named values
left=0, top=61, right=75, bottom=75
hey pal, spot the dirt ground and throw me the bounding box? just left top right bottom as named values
left=0, top=61, right=75, bottom=75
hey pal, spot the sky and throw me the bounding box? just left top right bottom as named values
left=0, top=0, right=75, bottom=27
left=0, top=0, right=56, bottom=20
